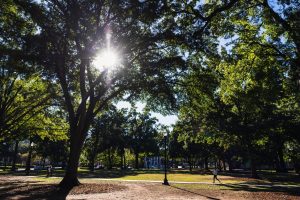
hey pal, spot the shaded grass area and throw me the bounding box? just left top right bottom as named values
left=171, top=182, right=300, bottom=199
left=258, top=171, right=300, bottom=185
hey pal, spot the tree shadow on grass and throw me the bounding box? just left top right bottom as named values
left=78, top=169, right=140, bottom=179
left=258, top=171, right=300, bottom=184
left=0, top=180, right=72, bottom=200
left=170, top=185, right=220, bottom=200
left=222, top=182, right=300, bottom=197
left=1, top=168, right=138, bottom=179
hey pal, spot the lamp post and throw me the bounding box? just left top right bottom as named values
left=163, top=132, right=169, bottom=185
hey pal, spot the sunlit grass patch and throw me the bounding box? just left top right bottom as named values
left=107, top=172, right=244, bottom=184
left=32, top=176, right=62, bottom=184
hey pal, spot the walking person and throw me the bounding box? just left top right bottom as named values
left=47, top=165, right=53, bottom=177
left=212, top=168, right=221, bottom=184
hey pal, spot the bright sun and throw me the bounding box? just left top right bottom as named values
left=92, top=49, right=120, bottom=71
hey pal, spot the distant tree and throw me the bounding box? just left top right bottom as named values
left=35, top=138, right=68, bottom=168
left=127, top=108, right=159, bottom=169
left=84, top=105, right=127, bottom=171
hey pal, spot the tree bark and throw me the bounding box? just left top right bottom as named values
left=11, top=140, right=19, bottom=172
left=108, top=148, right=112, bottom=170
left=217, top=159, right=222, bottom=171
left=120, top=153, right=123, bottom=169
left=4, top=157, right=7, bottom=170
left=59, top=147, right=81, bottom=188
left=228, top=158, right=233, bottom=172
left=59, top=129, right=85, bottom=189
left=120, top=149, right=125, bottom=169
left=135, top=152, right=139, bottom=169
left=250, top=157, right=259, bottom=179
left=123, top=151, right=126, bottom=169
left=293, top=158, right=300, bottom=174
left=42, top=158, right=46, bottom=168
left=89, top=156, right=95, bottom=172
left=188, top=156, right=192, bottom=172
left=275, top=147, right=287, bottom=173
left=204, top=157, right=209, bottom=171
left=88, top=147, right=97, bottom=172
left=25, top=140, right=33, bottom=175
left=89, top=129, right=100, bottom=172
left=222, top=159, right=226, bottom=171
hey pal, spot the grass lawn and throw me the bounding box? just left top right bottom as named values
left=111, top=172, right=242, bottom=184
left=1, top=167, right=299, bottom=186
left=16, top=168, right=297, bottom=187
left=26, top=168, right=247, bottom=184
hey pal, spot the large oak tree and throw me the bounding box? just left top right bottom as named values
left=1, top=0, right=187, bottom=188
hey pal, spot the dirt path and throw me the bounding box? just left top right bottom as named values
left=67, top=182, right=300, bottom=200
left=67, top=184, right=197, bottom=200
left=0, top=176, right=204, bottom=200
left=67, top=183, right=207, bottom=200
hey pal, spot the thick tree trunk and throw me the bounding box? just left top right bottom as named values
left=293, top=158, right=300, bottom=174
left=188, top=156, right=192, bottom=172
left=25, top=140, right=33, bottom=175
left=120, top=149, right=125, bottom=169
left=123, top=152, right=126, bottom=169
left=222, top=160, right=226, bottom=171
left=89, top=147, right=98, bottom=172
left=275, top=147, right=287, bottom=173
left=108, top=148, right=112, bottom=170
left=135, top=152, right=139, bottom=169
left=89, top=130, right=100, bottom=172
left=250, top=157, right=259, bottom=179
left=217, top=159, right=222, bottom=171
left=62, top=160, right=66, bottom=170
left=59, top=129, right=85, bottom=189
left=228, top=158, right=233, bottom=172
left=120, top=153, right=123, bottom=169
left=189, top=163, right=192, bottom=172
left=4, top=157, right=7, bottom=170
left=59, top=145, right=81, bottom=189
left=204, top=157, right=209, bottom=171
left=42, top=158, right=46, bottom=168
left=89, top=156, right=95, bottom=172
left=11, top=140, right=19, bottom=172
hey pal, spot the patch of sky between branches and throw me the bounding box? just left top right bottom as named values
left=217, top=35, right=238, bottom=54
left=115, top=101, right=178, bottom=127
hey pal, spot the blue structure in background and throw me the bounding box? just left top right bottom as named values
left=144, top=156, right=162, bottom=169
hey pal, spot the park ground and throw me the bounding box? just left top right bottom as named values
left=0, top=168, right=300, bottom=199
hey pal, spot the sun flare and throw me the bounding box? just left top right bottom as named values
left=93, top=49, right=120, bottom=71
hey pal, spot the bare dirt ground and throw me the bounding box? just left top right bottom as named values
left=0, top=175, right=299, bottom=200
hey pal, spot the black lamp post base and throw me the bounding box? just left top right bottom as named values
left=163, top=178, right=169, bottom=185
